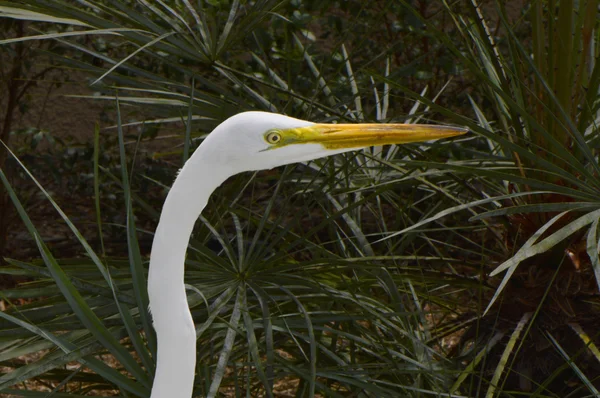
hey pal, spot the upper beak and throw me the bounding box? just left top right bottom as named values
left=307, top=123, right=468, bottom=149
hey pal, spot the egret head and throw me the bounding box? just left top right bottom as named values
left=200, top=111, right=466, bottom=174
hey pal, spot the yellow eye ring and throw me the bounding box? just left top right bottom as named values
left=265, top=130, right=282, bottom=144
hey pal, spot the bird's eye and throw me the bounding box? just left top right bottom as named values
left=265, top=130, right=282, bottom=144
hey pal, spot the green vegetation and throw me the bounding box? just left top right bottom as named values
left=1, top=0, right=600, bottom=396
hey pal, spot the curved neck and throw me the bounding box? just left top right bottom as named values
left=148, top=148, right=230, bottom=398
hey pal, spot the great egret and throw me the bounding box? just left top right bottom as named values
left=147, top=111, right=466, bottom=397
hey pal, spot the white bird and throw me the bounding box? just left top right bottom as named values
left=147, top=111, right=466, bottom=397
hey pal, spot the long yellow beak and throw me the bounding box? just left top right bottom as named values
left=269, top=123, right=467, bottom=150
left=310, top=123, right=468, bottom=149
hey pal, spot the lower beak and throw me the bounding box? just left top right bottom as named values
left=309, top=123, right=467, bottom=149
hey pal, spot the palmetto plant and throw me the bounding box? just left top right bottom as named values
left=421, top=1, right=600, bottom=395
left=0, top=1, right=474, bottom=397
left=4, top=0, right=600, bottom=396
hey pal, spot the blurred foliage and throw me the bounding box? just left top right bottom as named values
left=0, top=17, right=64, bottom=264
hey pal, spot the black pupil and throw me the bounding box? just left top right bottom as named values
left=271, top=134, right=279, bottom=142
